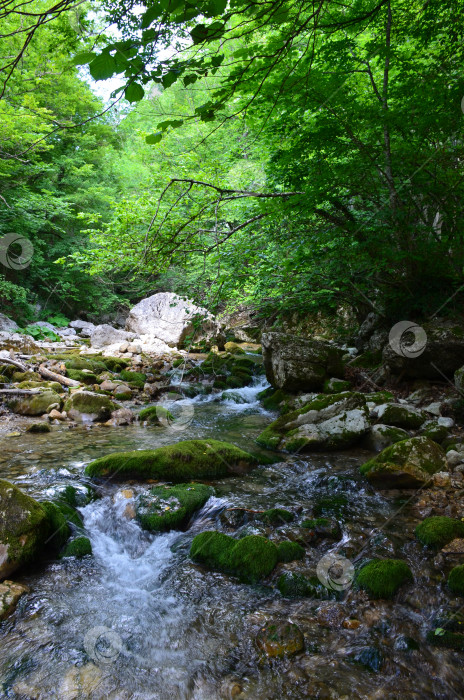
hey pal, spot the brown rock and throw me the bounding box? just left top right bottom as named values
left=0, top=579, right=29, bottom=620
left=317, top=603, right=346, bottom=629
left=255, top=621, right=304, bottom=658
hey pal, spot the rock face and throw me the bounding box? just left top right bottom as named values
left=125, top=292, right=220, bottom=348
left=257, top=392, right=370, bottom=451
left=0, top=314, right=19, bottom=333
left=0, top=480, right=50, bottom=579
left=360, top=436, right=447, bottom=488
left=382, top=320, right=464, bottom=380
left=261, top=332, right=345, bottom=391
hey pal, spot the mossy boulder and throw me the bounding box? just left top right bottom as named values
left=0, top=480, right=50, bottom=578
left=12, top=371, right=41, bottom=383
left=190, top=531, right=278, bottom=582
left=323, top=377, right=350, bottom=393
left=17, top=380, right=62, bottom=392
left=420, top=421, right=449, bottom=443
left=8, top=390, right=62, bottom=416
left=362, top=424, right=410, bottom=452
left=255, top=621, right=304, bottom=657
left=365, top=391, right=395, bottom=405
left=258, top=388, right=292, bottom=412
left=224, top=341, right=246, bottom=355
left=64, top=391, right=119, bottom=422
left=448, top=565, right=464, bottom=596
left=136, top=483, right=214, bottom=531
left=86, top=439, right=258, bottom=481
left=415, top=516, right=464, bottom=549
left=102, top=357, right=130, bottom=372
left=64, top=356, right=106, bottom=373
left=259, top=508, right=294, bottom=526
left=60, top=536, right=92, bottom=558
left=138, top=405, right=174, bottom=424
left=26, top=422, right=51, bottom=434
left=360, top=436, right=446, bottom=488
left=119, top=369, right=146, bottom=389
left=376, top=403, right=426, bottom=430
left=301, top=517, right=342, bottom=540
left=355, top=559, right=413, bottom=598
left=66, top=369, right=98, bottom=385
left=257, top=391, right=369, bottom=452
left=276, top=541, right=305, bottom=562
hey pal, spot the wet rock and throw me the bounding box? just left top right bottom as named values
left=138, top=405, right=174, bottom=425
left=60, top=536, right=92, bottom=558
left=316, top=603, right=346, bottom=628
left=136, top=483, right=214, bottom=531
left=355, top=558, right=413, bottom=598
left=376, top=403, right=425, bottom=429
left=60, top=663, right=103, bottom=698
left=220, top=507, right=253, bottom=530
left=0, top=479, right=50, bottom=578
left=255, top=621, right=304, bottom=657
left=8, top=390, right=62, bottom=416
left=276, top=541, right=305, bottom=562
left=259, top=508, right=294, bottom=526
left=343, top=618, right=361, bottom=630
left=277, top=572, right=329, bottom=598
left=261, top=332, right=345, bottom=392
left=86, top=439, right=258, bottom=481
left=360, top=436, right=447, bottom=488
left=362, top=424, right=410, bottom=452
left=108, top=408, right=134, bottom=426
left=351, top=646, right=382, bottom=672
left=64, top=391, right=119, bottom=422
left=441, top=538, right=464, bottom=566
left=48, top=409, right=66, bottom=421
left=257, top=392, right=369, bottom=452
left=301, top=517, right=342, bottom=541
left=0, top=579, right=29, bottom=620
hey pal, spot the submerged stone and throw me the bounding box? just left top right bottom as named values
left=63, top=391, right=119, bottom=422
left=0, top=580, right=29, bottom=620
left=255, top=621, right=304, bottom=657
left=355, top=558, right=413, bottom=599
left=136, top=483, right=214, bottom=531
left=360, top=436, right=446, bottom=488
left=138, top=405, right=174, bottom=424
left=277, top=572, right=329, bottom=598
left=85, top=439, right=258, bottom=481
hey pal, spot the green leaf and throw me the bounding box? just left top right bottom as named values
left=145, top=132, right=163, bottom=144
left=73, top=52, right=96, bottom=66
left=162, top=71, right=180, bottom=88
left=205, top=0, right=228, bottom=16
left=183, top=74, right=197, bottom=86
left=190, top=22, right=226, bottom=45
left=124, top=83, right=145, bottom=103
left=89, top=53, right=117, bottom=81
left=141, top=5, right=161, bottom=29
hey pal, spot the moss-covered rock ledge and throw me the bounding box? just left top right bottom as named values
left=85, top=439, right=259, bottom=481
left=360, top=436, right=446, bottom=488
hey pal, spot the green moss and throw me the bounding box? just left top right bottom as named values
left=301, top=517, right=341, bottom=539
left=26, top=422, right=51, bottom=433
left=119, top=370, right=146, bottom=389
left=40, top=502, right=70, bottom=550
left=379, top=404, right=425, bottom=429
left=53, top=501, right=84, bottom=528
left=64, top=357, right=106, bottom=373
left=415, top=516, right=464, bottom=549
left=260, top=508, right=294, bottom=525
left=420, top=423, right=449, bottom=443
left=66, top=369, right=98, bottom=385
left=0, top=479, right=50, bottom=574
left=60, top=536, right=92, bottom=558
left=102, top=357, right=130, bottom=372
left=8, top=390, right=62, bottom=416
left=277, top=541, right=305, bottom=562
left=323, top=378, right=350, bottom=393
left=351, top=349, right=382, bottom=369
left=277, top=572, right=328, bottom=598
left=365, top=391, right=395, bottom=405
left=136, top=483, right=214, bottom=531
left=256, top=426, right=282, bottom=450
left=226, top=375, right=247, bottom=388
left=190, top=531, right=278, bottom=582
left=138, top=405, right=174, bottom=424
left=355, top=559, right=413, bottom=598
left=17, top=380, right=62, bottom=392
left=448, top=565, right=464, bottom=596
left=63, top=392, right=118, bottom=421
left=12, top=371, right=41, bottom=382
left=86, top=439, right=258, bottom=481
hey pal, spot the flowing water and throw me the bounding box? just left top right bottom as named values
left=0, top=376, right=463, bottom=699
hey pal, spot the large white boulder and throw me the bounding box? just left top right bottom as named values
left=125, top=292, right=220, bottom=348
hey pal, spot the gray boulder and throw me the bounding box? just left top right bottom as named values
left=0, top=314, right=19, bottom=333
left=261, top=332, right=345, bottom=392
left=90, top=324, right=135, bottom=349
left=125, top=292, right=221, bottom=348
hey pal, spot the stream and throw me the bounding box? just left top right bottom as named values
left=0, top=376, right=463, bottom=698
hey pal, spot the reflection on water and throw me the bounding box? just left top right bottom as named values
left=0, top=378, right=463, bottom=698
